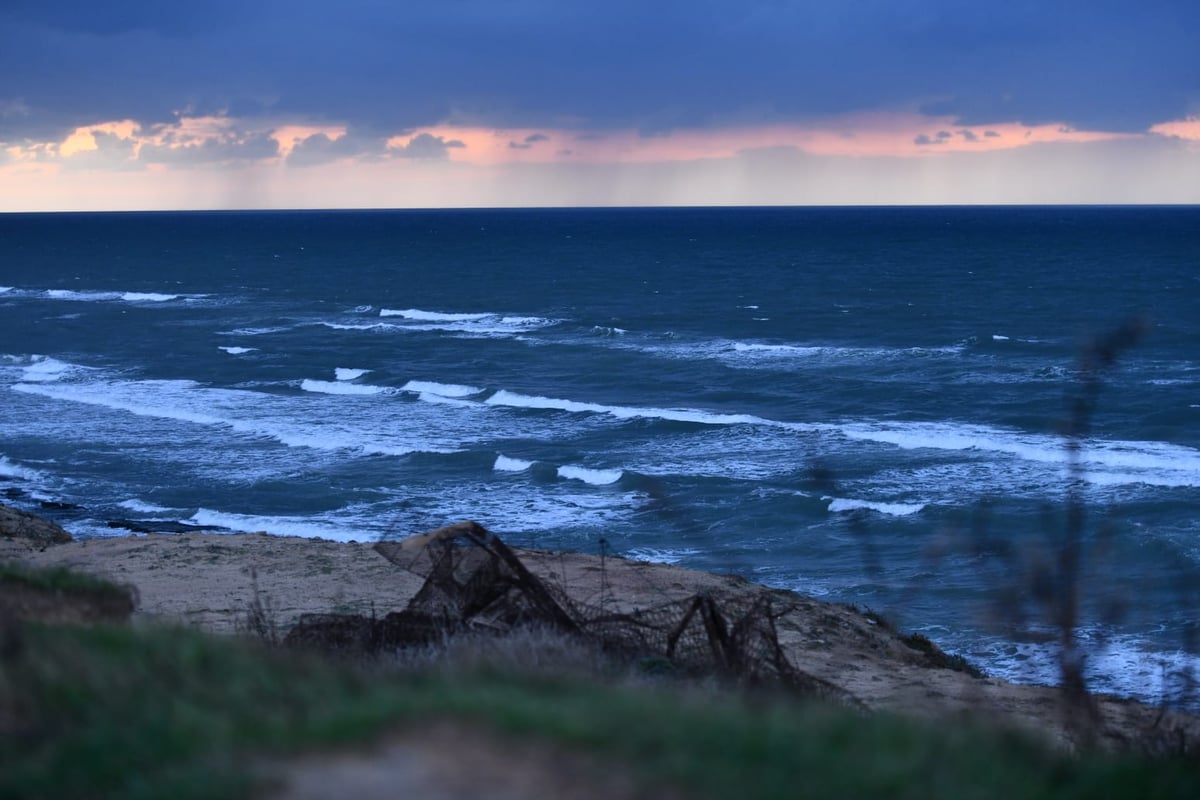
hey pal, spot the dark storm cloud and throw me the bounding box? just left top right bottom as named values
left=286, top=131, right=388, bottom=167
left=392, top=133, right=465, bottom=159
left=1, top=1, right=1196, bottom=146
left=139, top=132, right=279, bottom=165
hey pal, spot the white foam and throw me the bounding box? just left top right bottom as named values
left=319, top=322, right=395, bottom=331
left=12, top=369, right=468, bottom=461
left=484, top=389, right=794, bottom=429
left=0, top=287, right=12, bottom=294
left=381, top=485, right=637, bottom=536
left=839, top=420, right=1200, bottom=488
left=625, top=547, right=701, bottom=565
left=992, top=334, right=1010, bottom=341
left=118, top=498, right=174, bottom=514
left=0, top=455, right=41, bottom=481
left=494, top=455, right=534, bottom=472
left=20, top=356, right=73, bottom=383
left=300, top=379, right=387, bottom=396
left=218, top=346, right=257, bottom=355
left=373, top=309, right=557, bottom=336
left=973, top=630, right=1200, bottom=707
left=122, top=292, right=178, bottom=302
left=733, top=342, right=828, bottom=357
left=217, top=326, right=289, bottom=336
left=45, top=289, right=100, bottom=300
left=825, top=496, right=926, bottom=517
left=401, top=380, right=482, bottom=398
left=188, top=508, right=368, bottom=542
left=335, top=368, right=370, bottom=381
left=380, top=308, right=490, bottom=321
left=557, top=465, right=623, bottom=485
left=720, top=340, right=964, bottom=364
left=40, top=288, right=194, bottom=304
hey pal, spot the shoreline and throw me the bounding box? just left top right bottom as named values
left=4, top=523, right=1199, bottom=753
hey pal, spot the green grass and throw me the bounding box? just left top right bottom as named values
left=0, top=562, right=131, bottom=598
left=1, top=622, right=1196, bottom=800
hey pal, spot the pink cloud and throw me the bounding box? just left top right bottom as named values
left=1150, top=117, right=1200, bottom=141
left=420, top=113, right=1135, bottom=165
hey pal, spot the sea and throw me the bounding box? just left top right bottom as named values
left=1, top=206, right=1198, bottom=705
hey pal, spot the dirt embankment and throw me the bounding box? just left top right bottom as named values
left=2, top=524, right=1197, bottom=756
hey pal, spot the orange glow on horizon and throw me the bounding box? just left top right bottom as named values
left=2, top=110, right=1195, bottom=211
left=420, top=114, right=1134, bottom=166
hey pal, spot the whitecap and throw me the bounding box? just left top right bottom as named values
left=0, top=455, right=41, bottom=481
left=218, top=346, right=257, bottom=355
left=48, top=289, right=112, bottom=301
left=824, top=496, right=926, bottom=516
left=335, top=368, right=370, bottom=381
left=188, top=508, right=368, bottom=542
left=400, top=380, right=482, bottom=398
left=374, top=309, right=557, bottom=335
left=484, top=389, right=796, bottom=429
left=557, top=465, right=623, bottom=485
left=12, top=375, right=462, bottom=459
left=300, top=379, right=387, bottom=396
left=839, top=420, right=1200, bottom=488
left=118, top=498, right=175, bottom=514
left=733, top=342, right=827, bottom=357
left=21, top=356, right=73, bottom=383
left=217, top=326, right=290, bottom=336
left=41, top=288, right=192, bottom=304
left=122, top=292, right=179, bottom=302
left=319, top=322, right=395, bottom=331
left=380, top=308, right=489, bottom=321
left=494, top=455, right=534, bottom=472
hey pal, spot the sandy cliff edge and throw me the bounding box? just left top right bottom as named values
left=2, top=528, right=1196, bottom=754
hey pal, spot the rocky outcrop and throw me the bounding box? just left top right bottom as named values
left=0, top=502, right=74, bottom=547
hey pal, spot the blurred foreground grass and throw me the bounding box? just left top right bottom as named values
left=2, top=619, right=1198, bottom=800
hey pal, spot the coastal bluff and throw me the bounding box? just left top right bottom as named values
left=2, top=519, right=1197, bottom=755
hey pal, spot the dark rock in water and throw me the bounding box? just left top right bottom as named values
left=0, top=502, right=73, bottom=545
left=107, top=519, right=155, bottom=534
left=106, top=519, right=226, bottom=534
left=39, top=500, right=83, bottom=511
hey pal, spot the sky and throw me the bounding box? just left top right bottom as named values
left=1, top=1, right=1198, bottom=210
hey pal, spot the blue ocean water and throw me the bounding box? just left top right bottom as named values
left=2, top=206, right=1198, bottom=702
